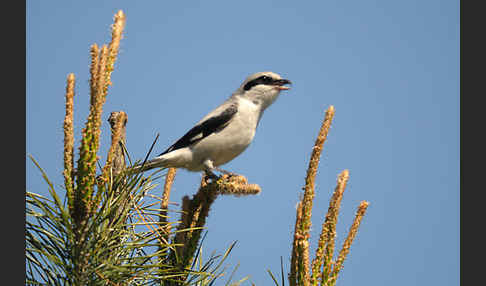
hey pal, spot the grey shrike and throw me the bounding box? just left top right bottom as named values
left=133, top=71, right=292, bottom=178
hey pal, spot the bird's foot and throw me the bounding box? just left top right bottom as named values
left=204, top=169, right=220, bottom=183
left=203, top=167, right=238, bottom=184
left=215, top=167, right=237, bottom=178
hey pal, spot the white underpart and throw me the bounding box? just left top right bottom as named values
left=152, top=96, right=261, bottom=171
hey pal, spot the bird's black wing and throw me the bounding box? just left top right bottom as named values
left=158, top=103, right=238, bottom=156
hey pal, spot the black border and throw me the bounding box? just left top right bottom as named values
left=461, top=0, right=484, bottom=285
left=9, top=0, right=26, bottom=283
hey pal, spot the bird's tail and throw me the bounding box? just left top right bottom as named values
left=129, top=156, right=168, bottom=174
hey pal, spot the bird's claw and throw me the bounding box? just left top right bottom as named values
left=203, top=168, right=237, bottom=184
left=215, top=167, right=237, bottom=178
left=204, top=170, right=220, bottom=183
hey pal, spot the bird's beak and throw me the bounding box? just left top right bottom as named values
left=274, top=79, right=292, bottom=90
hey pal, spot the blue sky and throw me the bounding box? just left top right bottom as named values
left=26, top=1, right=459, bottom=285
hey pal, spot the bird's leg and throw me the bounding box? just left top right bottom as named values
left=203, top=159, right=220, bottom=181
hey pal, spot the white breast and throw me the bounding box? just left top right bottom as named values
left=187, top=97, right=262, bottom=170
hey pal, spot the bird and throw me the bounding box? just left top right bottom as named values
left=132, top=71, right=292, bottom=179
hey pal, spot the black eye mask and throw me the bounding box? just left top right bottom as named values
left=243, top=75, right=275, bottom=91
left=243, top=76, right=291, bottom=91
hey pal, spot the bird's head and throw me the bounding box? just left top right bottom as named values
left=236, top=71, right=292, bottom=110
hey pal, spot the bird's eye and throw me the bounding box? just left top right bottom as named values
left=262, top=76, right=272, bottom=83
